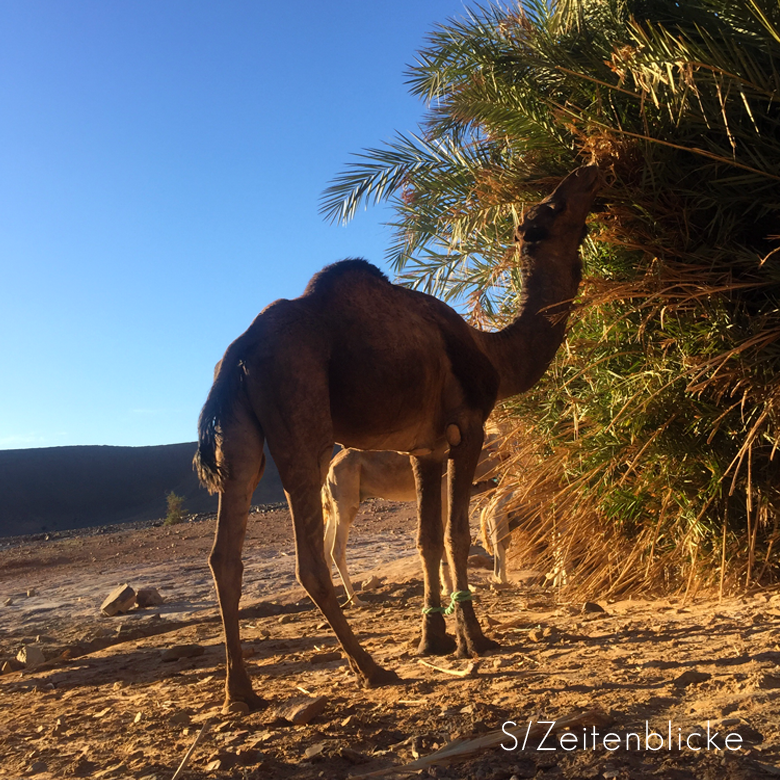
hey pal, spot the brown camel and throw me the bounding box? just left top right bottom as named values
left=194, top=165, right=600, bottom=711
left=322, top=442, right=502, bottom=605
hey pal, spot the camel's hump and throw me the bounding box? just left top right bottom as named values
left=303, top=258, right=389, bottom=297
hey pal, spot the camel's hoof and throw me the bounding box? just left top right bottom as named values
left=222, top=692, right=267, bottom=715
left=417, top=632, right=457, bottom=656
left=456, top=634, right=500, bottom=658
left=363, top=666, right=402, bottom=688
left=343, top=595, right=368, bottom=608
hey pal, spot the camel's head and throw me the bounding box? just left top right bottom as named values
left=514, top=165, right=601, bottom=260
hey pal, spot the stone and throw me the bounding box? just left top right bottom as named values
left=235, top=748, right=262, bottom=765
left=3, top=597, right=13, bottom=606
left=274, top=695, right=328, bottom=725
left=17, top=644, right=45, bottom=667
left=310, top=650, right=342, bottom=664
left=169, top=709, right=191, bottom=725
left=223, top=701, right=250, bottom=716
left=361, top=575, right=381, bottom=592
left=160, top=644, right=205, bottom=662
left=582, top=601, right=606, bottom=613
left=26, top=588, right=38, bottom=597
left=303, top=742, right=326, bottom=759
left=205, top=751, right=237, bottom=771
left=101, top=584, right=136, bottom=616
left=755, top=672, right=780, bottom=689
left=673, top=670, right=711, bottom=687
left=468, top=553, right=493, bottom=570
left=2, top=658, right=24, bottom=673
left=339, top=747, right=368, bottom=764
left=135, top=587, right=164, bottom=608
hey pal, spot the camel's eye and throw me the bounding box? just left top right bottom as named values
left=523, top=225, right=549, bottom=244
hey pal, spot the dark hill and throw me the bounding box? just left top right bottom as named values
left=0, top=443, right=285, bottom=537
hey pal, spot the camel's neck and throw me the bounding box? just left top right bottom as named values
left=474, top=251, right=582, bottom=401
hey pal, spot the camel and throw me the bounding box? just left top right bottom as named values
left=194, top=165, right=600, bottom=711
left=479, top=491, right=513, bottom=584
left=322, top=442, right=501, bottom=605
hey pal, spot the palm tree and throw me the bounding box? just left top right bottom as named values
left=322, top=0, right=780, bottom=597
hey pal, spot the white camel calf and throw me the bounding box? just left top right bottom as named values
left=322, top=444, right=501, bottom=604
left=479, top=491, right=512, bottom=584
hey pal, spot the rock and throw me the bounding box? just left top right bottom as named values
left=27, top=761, right=47, bottom=775
left=17, top=644, right=45, bottom=667
left=2, top=658, right=24, bottom=673
left=3, top=597, right=13, bottom=606
left=101, top=584, right=136, bottom=616
left=26, top=588, right=38, bottom=597
left=94, top=763, right=128, bottom=778
left=274, top=695, right=328, bottom=725
left=528, top=626, right=559, bottom=643
left=361, top=575, right=381, bottom=592
left=135, top=587, right=164, bottom=608
left=582, top=601, right=606, bottom=613
left=339, top=747, right=368, bottom=764
left=223, top=701, right=250, bottom=716
left=732, top=722, right=764, bottom=744
left=235, top=748, right=262, bottom=765
left=278, top=614, right=295, bottom=624
left=310, top=650, right=342, bottom=664
left=468, top=553, right=493, bottom=570
left=755, top=672, right=780, bottom=689
left=169, top=709, right=192, bottom=725
left=303, top=742, right=326, bottom=759
left=673, top=670, right=711, bottom=687
left=160, top=644, right=205, bottom=662
left=205, top=751, right=237, bottom=771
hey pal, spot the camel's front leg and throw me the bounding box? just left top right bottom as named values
left=289, top=483, right=399, bottom=687
left=412, top=455, right=456, bottom=655
left=447, top=426, right=500, bottom=656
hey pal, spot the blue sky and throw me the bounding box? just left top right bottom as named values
left=0, top=0, right=473, bottom=450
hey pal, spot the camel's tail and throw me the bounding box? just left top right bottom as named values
left=193, top=336, right=259, bottom=494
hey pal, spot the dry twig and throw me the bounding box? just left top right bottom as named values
left=416, top=659, right=480, bottom=678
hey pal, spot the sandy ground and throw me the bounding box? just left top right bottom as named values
left=2, top=500, right=780, bottom=779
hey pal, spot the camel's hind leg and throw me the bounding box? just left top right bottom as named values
left=262, top=370, right=399, bottom=688
left=276, top=450, right=399, bottom=687
left=209, top=410, right=266, bottom=711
